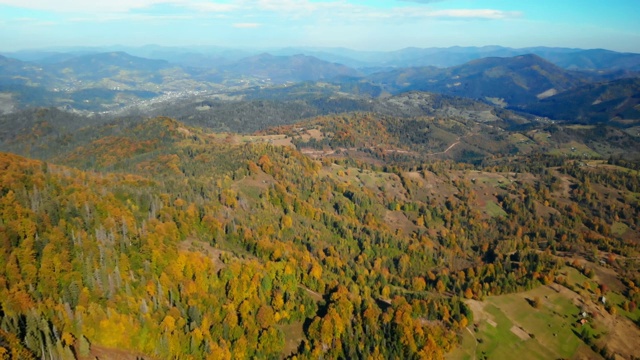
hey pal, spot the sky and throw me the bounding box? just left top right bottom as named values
left=1, top=0, right=639, bottom=52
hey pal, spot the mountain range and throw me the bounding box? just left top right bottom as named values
left=1, top=44, right=640, bottom=360
left=6, top=45, right=640, bottom=71
left=364, top=54, right=588, bottom=105
left=1, top=46, right=639, bottom=127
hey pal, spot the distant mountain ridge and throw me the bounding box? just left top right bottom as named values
left=0, top=51, right=361, bottom=88
left=49, top=51, right=172, bottom=76
left=363, top=54, right=588, bottom=106
left=4, top=45, right=640, bottom=71
left=520, top=77, right=640, bottom=123
left=1, top=47, right=639, bottom=125
left=0, top=51, right=364, bottom=111
left=217, top=53, right=360, bottom=82
left=273, top=46, right=640, bottom=72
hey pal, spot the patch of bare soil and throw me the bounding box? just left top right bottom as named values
left=299, top=285, right=323, bottom=303
left=420, top=170, right=458, bottom=200
left=404, top=171, right=424, bottom=182
left=384, top=210, right=418, bottom=235
left=462, top=171, right=510, bottom=212
left=572, top=343, right=604, bottom=360
left=510, top=325, right=531, bottom=340
left=235, top=170, right=275, bottom=191
left=302, top=129, right=324, bottom=141
left=300, top=148, right=336, bottom=158
left=603, top=316, right=640, bottom=360
left=465, top=299, right=497, bottom=326
left=177, top=127, right=192, bottom=137
left=383, top=149, right=415, bottom=155
left=278, top=322, right=306, bottom=358
left=592, top=265, right=625, bottom=293
left=533, top=201, right=560, bottom=218
left=550, top=170, right=574, bottom=199
left=267, top=137, right=295, bottom=147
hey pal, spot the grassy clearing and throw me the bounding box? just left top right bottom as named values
left=508, top=133, right=536, bottom=152
left=611, top=222, right=629, bottom=237
left=490, top=287, right=582, bottom=359
left=565, top=125, right=596, bottom=130
left=356, top=169, right=388, bottom=189
left=445, top=328, right=477, bottom=360
left=529, top=131, right=552, bottom=144
left=471, top=173, right=509, bottom=187
left=475, top=303, right=528, bottom=359
left=484, top=201, right=507, bottom=218
left=508, top=133, right=531, bottom=143
left=561, top=266, right=598, bottom=294
left=548, top=141, right=600, bottom=158
left=278, top=321, right=305, bottom=357
left=237, top=183, right=262, bottom=200
left=454, top=286, right=584, bottom=360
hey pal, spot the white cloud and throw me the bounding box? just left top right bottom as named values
left=427, top=9, right=522, bottom=19
left=0, top=0, right=235, bottom=13
left=239, top=1, right=521, bottom=21
left=68, top=14, right=194, bottom=23
left=0, top=0, right=522, bottom=23
left=233, top=22, right=260, bottom=28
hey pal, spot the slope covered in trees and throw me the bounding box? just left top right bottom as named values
left=0, top=115, right=639, bottom=359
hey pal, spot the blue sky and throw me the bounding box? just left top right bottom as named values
left=1, top=0, right=638, bottom=52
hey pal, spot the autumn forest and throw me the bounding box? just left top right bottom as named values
left=0, top=104, right=638, bottom=360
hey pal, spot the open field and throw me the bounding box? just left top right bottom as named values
left=448, top=286, right=593, bottom=360
left=565, top=125, right=597, bottom=130
left=484, top=201, right=507, bottom=218
left=508, top=133, right=537, bottom=152
left=445, top=326, right=478, bottom=360
left=450, top=260, right=640, bottom=360
left=548, top=141, right=600, bottom=158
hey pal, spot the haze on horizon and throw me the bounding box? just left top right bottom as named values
left=1, top=0, right=639, bottom=53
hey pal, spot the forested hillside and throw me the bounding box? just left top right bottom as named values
left=1, top=115, right=639, bottom=359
